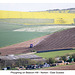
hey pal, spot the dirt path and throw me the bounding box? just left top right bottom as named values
left=0, top=35, right=49, bottom=56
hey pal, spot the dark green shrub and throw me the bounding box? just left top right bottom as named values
left=31, top=50, right=36, bottom=52
left=60, top=56, right=67, bottom=62
left=71, top=53, right=75, bottom=62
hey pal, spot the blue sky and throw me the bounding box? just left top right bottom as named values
left=0, top=3, right=75, bottom=12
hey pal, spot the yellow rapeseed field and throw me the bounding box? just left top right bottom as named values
left=0, top=10, right=75, bottom=24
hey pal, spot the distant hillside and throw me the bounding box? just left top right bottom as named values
left=67, top=8, right=75, bottom=10
left=47, top=8, right=75, bottom=11
left=47, top=8, right=75, bottom=13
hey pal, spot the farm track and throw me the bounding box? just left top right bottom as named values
left=0, top=35, right=49, bottom=55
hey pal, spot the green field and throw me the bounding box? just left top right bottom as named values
left=0, top=32, right=49, bottom=47
left=0, top=19, right=75, bottom=48
left=35, top=50, right=75, bottom=58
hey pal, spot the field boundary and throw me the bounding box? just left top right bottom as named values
left=37, top=48, right=73, bottom=53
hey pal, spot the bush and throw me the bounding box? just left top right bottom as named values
left=60, top=56, right=67, bottom=62
left=71, top=53, right=75, bottom=62
left=31, top=50, right=36, bottom=52
left=46, top=58, right=55, bottom=64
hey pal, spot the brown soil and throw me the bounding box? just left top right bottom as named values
left=41, top=64, right=75, bottom=70
left=33, top=28, right=75, bottom=51
left=0, top=35, right=49, bottom=56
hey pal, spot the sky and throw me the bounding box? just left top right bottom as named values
left=0, top=3, right=75, bottom=12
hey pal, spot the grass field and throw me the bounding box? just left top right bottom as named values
left=0, top=32, right=49, bottom=47
left=35, top=50, right=75, bottom=58
left=0, top=19, right=75, bottom=48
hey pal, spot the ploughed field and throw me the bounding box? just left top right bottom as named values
left=0, top=35, right=48, bottom=55
left=33, top=28, right=75, bottom=51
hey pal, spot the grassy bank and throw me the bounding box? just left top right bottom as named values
left=35, top=50, right=75, bottom=58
